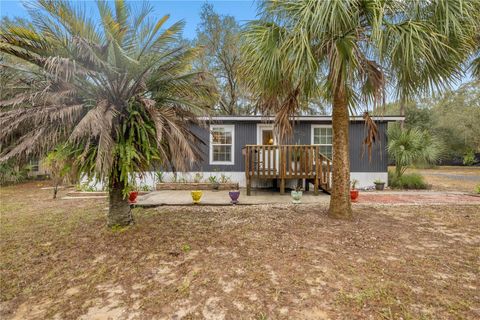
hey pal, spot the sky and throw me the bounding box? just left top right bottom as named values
left=0, top=0, right=259, bottom=39
left=0, top=0, right=472, bottom=90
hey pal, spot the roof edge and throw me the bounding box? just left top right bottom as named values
left=198, top=115, right=405, bottom=122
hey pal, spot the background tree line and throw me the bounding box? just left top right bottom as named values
left=382, top=80, right=480, bottom=163
left=191, top=2, right=328, bottom=116
left=193, top=2, right=478, bottom=165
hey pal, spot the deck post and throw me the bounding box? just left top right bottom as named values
left=247, top=177, right=251, bottom=196
left=280, top=146, right=286, bottom=194
left=314, top=146, right=319, bottom=195
left=245, top=146, right=250, bottom=196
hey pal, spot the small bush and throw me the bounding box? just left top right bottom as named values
left=388, top=171, right=428, bottom=189
left=463, top=150, right=475, bottom=166
left=155, top=171, right=164, bottom=183
left=0, top=162, right=32, bottom=185
left=475, top=185, right=480, bottom=194
left=193, top=172, right=204, bottom=183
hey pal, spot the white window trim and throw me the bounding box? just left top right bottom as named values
left=311, top=124, right=333, bottom=157
left=209, top=124, right=235, bottom=165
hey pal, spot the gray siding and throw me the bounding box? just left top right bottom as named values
left=186, top=120, right=388, bottom=173
left=191, top=121, right=256, bottom=172
left=348, top=122, right=388, bottom=172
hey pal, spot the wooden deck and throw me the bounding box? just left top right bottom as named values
left=244, top=145, right=332, bottom=195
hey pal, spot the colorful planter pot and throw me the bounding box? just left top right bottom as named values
left=374, top=182, right=385, bottom=191
left=128, top=191, right=138, bottom=204
left=229, top=190, right=240, bottom=204
left=191, top=190, right=203, bottom=204
left=291, top=190, right=303, bottom=204
left=350, top=189, right=359, bottom=202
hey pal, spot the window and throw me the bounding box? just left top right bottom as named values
left=311, top=125, right=333, bottom=158
left=210, top=125, right=234, bottom=165
left=29, top=159, right=39, bottom=172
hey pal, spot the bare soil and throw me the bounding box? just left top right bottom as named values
left=1, top=182, right=479, bottom=319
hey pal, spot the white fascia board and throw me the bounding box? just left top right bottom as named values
left=197, top=116, right=405, bottom=122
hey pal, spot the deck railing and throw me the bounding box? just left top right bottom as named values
left=243, top=145, right=332, bottom=195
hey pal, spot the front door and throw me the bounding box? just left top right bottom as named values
left=257, top=124, right=277, bottom=173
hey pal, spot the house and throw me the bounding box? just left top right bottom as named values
left=165, top=115, right=404, bottom=194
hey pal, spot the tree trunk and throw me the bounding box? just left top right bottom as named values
left=108, top=181, right=133, bottom=227
left=395, top=163, right=403, bottom=179
left=328, top=89, right=353, bottom=219
left=53, top=184, right=58, bottom=199
left=399, top=97, right=405, bottom=129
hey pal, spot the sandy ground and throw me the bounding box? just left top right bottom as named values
left=1, top=181, right=479, bottom=320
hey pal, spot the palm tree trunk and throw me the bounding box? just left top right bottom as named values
left=395, top=163, right=403, bottom=179
left=53, top=184, right=58, bottom=199
left=328, top=90, right=353, bottom=219
left=108, top=180, right=133, bottom=227
left=399, top=98, right=405, bottom=129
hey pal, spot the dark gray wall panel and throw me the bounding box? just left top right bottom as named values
left=190, top=121, right=257, bottom=172
left=179, top=120, right=388, bottom=173
left=348, top=121, right=388, bottom=172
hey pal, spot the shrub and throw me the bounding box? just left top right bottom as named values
left=463, top=149, right=475, bottom=166
left=387, top=125, right=444, bottom=178
left=44, top=144, right=77, bottom=198
left=138, top=184, right=153, bottom=192
left=193, top=172, right=204, bottom=183
left=475, top=185, right=480, bottom=194
left=155, top=171, right=164, bottom=183
left=219, top=173, right=231, bottom=183
left=0, top=161, right=32, bottom=185
left=388, top=171, right=427, bottom=190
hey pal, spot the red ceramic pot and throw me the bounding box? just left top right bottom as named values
left=350, top=189, right=359, bottom=202
left=128, top=191, right=139, bottom=204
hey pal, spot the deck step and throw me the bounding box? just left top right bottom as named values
left=306, top=178, right=331, bottom=195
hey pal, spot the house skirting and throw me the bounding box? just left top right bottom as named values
left=80, top=171, right=388, bottom=191
left=151, top=171, right=388, bottom=189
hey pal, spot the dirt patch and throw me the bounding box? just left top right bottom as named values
left=357, top=193, right=480, bottom=204
left=1, top=182, right=479, bottom=319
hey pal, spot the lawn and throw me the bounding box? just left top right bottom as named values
left=1, top=182, right=479, bottom=319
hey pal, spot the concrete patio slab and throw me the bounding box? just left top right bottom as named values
left=135, top=189, right=480, bottom=207
left=136, top=189, right=330, bottom=206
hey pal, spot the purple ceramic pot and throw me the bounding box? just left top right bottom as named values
left=229, top=191, right=240, bottom=204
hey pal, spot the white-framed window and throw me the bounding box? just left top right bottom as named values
left=209, top=124, right=235, bottom=165
left=29, top=159, right=39, bottom=172
left=311, top=125, right=333, bottom=159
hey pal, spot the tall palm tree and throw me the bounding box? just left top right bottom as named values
left=0, top=0, right=214, bottom=226
left=241, top=0, right=478, bottom=219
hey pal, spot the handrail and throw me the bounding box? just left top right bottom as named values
left=244, top=145, right=332, bottom=194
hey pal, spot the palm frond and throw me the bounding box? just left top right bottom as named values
left=0, top=0, right=213, bottom=192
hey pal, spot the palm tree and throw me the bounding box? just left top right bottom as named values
left=241, top=0, right=478, bottom=219
left=0, top=0, right=214, bottom=226
left=387, top=125, right=444, bottom=178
